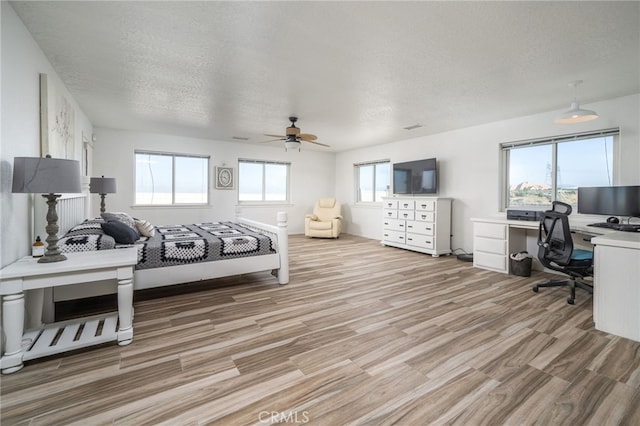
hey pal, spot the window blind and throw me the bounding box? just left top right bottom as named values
left=500, top=128, right=619, bottom=150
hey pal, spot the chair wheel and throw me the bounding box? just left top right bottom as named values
left=567, top=298, right=575, bottom=305
left=532, top=286, right=539, bottom=293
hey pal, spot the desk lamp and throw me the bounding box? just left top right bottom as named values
left=12, top=156, right=82, bottom=263
left=89, top=175, right=117, bottom=213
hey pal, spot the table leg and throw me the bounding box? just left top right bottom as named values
left=25, top=288, right=44, bottom=329
left=116, top=275, right=133, bottom=346
left=1, top=293, right=25, bottom=374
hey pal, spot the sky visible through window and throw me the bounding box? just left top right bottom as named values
left=509, top=137, right=613, bottom=189
left=358, top=162, right=390, bottom=202
left=135, top=153, right=208, bottom=204
left=239, top=161, right=288, bottom=201
left=508, top=136, right=613, bottom=207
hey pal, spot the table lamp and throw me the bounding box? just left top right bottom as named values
left=89, top=175, right=117, bottom=213
left=12, top=156, right=82, bottom=263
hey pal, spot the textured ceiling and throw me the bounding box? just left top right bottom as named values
left=11, top=1, right=640, bottom=152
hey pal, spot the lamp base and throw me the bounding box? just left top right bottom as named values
left=41, top=193, right=67, bottom=263
left=38, top=253, right=68, bottom=263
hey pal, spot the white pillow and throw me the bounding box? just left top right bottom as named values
left=135, top=219, right=156, bottom=237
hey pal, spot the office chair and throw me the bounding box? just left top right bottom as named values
left=532, top=201, right=593, bottom=305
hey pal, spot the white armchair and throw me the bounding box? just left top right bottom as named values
left=305, top=198, right=343, bottom=238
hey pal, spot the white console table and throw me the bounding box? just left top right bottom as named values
left=0, top=248, right=137, bottom=374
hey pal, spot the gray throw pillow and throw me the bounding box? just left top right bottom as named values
left=101, top=220, right=140, bottom=244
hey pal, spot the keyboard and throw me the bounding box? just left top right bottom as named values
left=588, top=222, right=640, bottom=232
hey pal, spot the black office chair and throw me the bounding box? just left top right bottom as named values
left=532, top=201, right=593, bottom=305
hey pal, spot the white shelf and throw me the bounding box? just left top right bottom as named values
left=22, top=313, right=119, bottom=361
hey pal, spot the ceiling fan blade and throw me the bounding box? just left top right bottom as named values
left=305, top=140, right=330, bottom=147
left=299, top=133, right=318, bottom=141
left=264, top=134, right=286, bottom=138
left=260, top=138, right=285, bottom=143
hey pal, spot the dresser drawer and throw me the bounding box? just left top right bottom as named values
left=383, top=209, right=398, bottom=219
left=383, top=230, right=406, bottom=244
left=406, top=220, right=434, bottom=236
left=398, top=210, right=415, bottom=220
left=474, top=222, right=507, bottom=239
left=383, top=200, right=398, bottom=209
left=406, top=233, right=434, bottom=250
left=383, top=218, right=406, bottom=232
left=415, top=211, right=435, bottom=222
left=398, top=200, right=415, bottom=210
left=415, top=200, right=435, bottom=211
left=473, top=251, right=507, bottom=272
left=474, top=236, right=507, bottom=255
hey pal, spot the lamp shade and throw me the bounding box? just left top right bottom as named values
left=554, top=101, right=599, bottom=124
left=90, top=176, right=117, bottom=194
left=12, top=157, right=82, bottom=194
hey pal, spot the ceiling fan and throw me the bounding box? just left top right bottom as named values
left=263, top=117, right=329, bottom=151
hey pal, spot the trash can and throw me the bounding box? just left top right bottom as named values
left=510, top=251, right=532, bottom=277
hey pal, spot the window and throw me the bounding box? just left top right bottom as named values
left=355, top=160, right=391, bottom=202
left=501, top=128, right=618, bottom=209
left=238, top=159, right=290, bottom=202
left=135, top=151, right=209, bottom=205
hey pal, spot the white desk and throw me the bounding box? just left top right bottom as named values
left=0, top=248, right=137, bottom=374
left=471, top=216, right=640, bottom=342
left=471, top=218, right=539, bottom=274
left=592, top=232, right=640, bottom=342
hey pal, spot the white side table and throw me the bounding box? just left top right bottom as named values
left=0, top=248, right=137, bottom=374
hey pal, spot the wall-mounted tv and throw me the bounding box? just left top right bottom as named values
left=392, top=158, right=437, bottom=195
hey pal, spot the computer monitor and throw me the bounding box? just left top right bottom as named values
left=577, top=185, right=640, bottom=217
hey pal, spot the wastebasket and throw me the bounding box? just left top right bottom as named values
left=510, top=251, right=532, bottom=277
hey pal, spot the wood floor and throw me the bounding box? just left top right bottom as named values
left=2, top=234, right=640, bottom=425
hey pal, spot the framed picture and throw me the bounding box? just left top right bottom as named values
left=215, top=166, right=235, bottom=190
left=40, top=73, right=75, bottom=160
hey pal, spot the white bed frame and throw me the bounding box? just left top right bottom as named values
left=49, top=193, right=289, bottom=295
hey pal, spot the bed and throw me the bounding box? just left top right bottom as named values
left=49, top=193, right=289, bottom=294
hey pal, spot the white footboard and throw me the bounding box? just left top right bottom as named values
left=238, top=211, right=289, bottom=285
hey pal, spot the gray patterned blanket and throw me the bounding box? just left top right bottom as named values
left=60, top=220, right=276, bottom=270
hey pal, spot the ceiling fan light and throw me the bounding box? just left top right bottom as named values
left=284, top=140, right=301, bottom=151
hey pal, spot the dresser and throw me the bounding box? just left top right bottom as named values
left=381, top=197, right=452, bottom=257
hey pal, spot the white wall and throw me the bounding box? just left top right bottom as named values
left=92, top=128, right=336, bottom=234
left=336, top=94, right=640, bottom=252
left=0, top=2, right=93, bottom=267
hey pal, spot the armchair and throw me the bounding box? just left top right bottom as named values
left=305, top=198, right=343, bottom=238
left=532, top=201, right=593, bottom=305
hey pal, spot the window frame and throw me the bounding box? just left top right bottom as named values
left=134, top=150, right=210, bottom=207
left=354, top=159, right=391, bottom=204
left=237, top=159, right=291, bottom=205
left=500, top=128, right=619, bottom=210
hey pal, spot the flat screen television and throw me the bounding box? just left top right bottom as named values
left=392, top=158, right=437, bottom=195
left=577, top=185, right=640, bottom=217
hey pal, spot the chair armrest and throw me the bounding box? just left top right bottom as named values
left=305, top=214, right=318, bottom=220
left=335, top=215, right=343, bottom=220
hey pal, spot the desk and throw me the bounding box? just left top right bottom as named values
left=471, top=218, right=539, bottom=274
left=470, top=216, right=613, bottom=274
left=471, top=216, right=640, bottom=342
left=592, top=232, right=640, bottom=342
left=0, top=248, right=137, bottom=374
